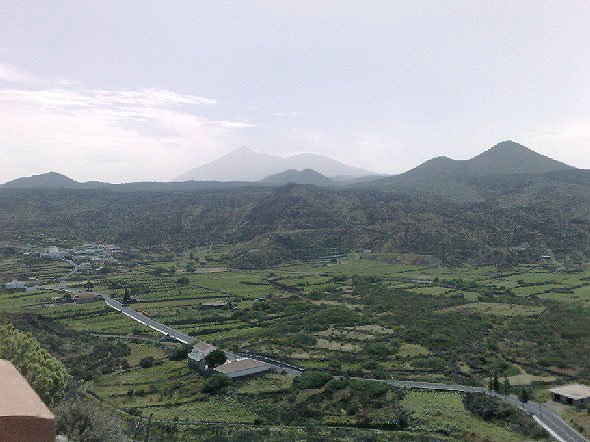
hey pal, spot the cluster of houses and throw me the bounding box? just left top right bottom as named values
left=188, top=342, right=271, bottom=378
left=40, top=244, right=120, bottom=263
left=4, top=279, right=39, bottom=292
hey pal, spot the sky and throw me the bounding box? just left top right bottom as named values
left=0, top=0, right=589, bottom=183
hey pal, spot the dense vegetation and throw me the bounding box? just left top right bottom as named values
left=0, top=173, right=588, bottom=269
left=0, top=320, right=69, bottom=403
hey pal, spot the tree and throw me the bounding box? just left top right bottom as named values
left=139, top=356, right=155, bottom=368
left=122, top=288, right=130, bottom=305
left=0, top=322, right=70, bottom=404
left=503, top=377, right=511, bottom=398
left=84, top=280, right=94, bottom=291
left=200, top=373, right=231, bottom=394
left=519, top=387, right=529, bottom=404
left=488, top=372, right=500, bottom=392
left=176, top=276, right=189, bottom=285
left=168, top=344, right=192, bottom=361
left=203, top=349, right=226, bottom=368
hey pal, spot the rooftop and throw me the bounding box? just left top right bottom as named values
left=202, top=300, right=229, bottom=307
left=193, top=341, right=215, bottom=353
left=0, top=360, right=54, bottom=419
left=214, top=358, right=268, bottom=374
left=549, top=384, right=590, bottom=400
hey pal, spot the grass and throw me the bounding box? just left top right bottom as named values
left=2, top=251, right=589, bottom=439
left=398, top=343, right=431, bottom=358
left=437, top=302, right=546, bottom=317
left=401, top=390, right=529, bottom=441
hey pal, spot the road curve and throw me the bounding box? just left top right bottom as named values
left=383, top=379, right=587, bottom=442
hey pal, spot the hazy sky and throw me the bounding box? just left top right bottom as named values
left=1, top=1, right=589, bottom=183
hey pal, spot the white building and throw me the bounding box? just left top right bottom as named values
left=5, top=280, right=26, bottom=290
left=41, top=246, right=62, bottom=259
left=187, top=342, right=216, bottom=372
left=187, top=342, right=271, bottom=378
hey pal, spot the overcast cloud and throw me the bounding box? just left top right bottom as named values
left=0, top=1, right=589, bottom=183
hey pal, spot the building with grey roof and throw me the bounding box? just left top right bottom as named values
left=549, top=384, right=590, bottom=408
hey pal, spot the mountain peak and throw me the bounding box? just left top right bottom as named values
left=483, top=140, right=533, bottom=154
left=261, top=168, right=334, bottom=186
left=469, top=140, right=572, bottom=174
left=232, top=146, right=256, bottom=154
left=2, top=172, right=80, bottom=188
left=175, top=148, right=374, bottom=182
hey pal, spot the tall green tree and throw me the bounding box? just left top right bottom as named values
left=519, top=387, right=529, bottom=404
left=503, top=377, right=511, bottom=398
left=0, top=322, right=70, bottom=404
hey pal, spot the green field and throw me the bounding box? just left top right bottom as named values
left=2, top=251, right=588, bottom=440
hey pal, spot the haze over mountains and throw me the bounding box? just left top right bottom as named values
left=1, top=141, right=583, bottom=194
left=174, top=147, right=375, bottom=182
left=2, top=140, right=589, bottom=268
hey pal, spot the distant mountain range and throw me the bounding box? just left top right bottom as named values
left=1, top=141, right=582, bottom=195
left=364, top=140, right=579, bottom=200
left=174, top=146, right=375, bottom=182
left=1, top=140, right=589, bottom=268
left=389, top=140, right=572, bottom=182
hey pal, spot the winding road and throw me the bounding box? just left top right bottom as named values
left=54, top=267, right=585, bottom=440
left=383, top=379, right=587, bottom=442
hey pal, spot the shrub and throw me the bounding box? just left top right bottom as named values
left=139, top=356, right=155, bottom=368
left=292, top=371, right=333, bottom=390
left=0, top=322, right=70, bottom=404
left=54, top=396, right=127, bottom=442
left=201, top=373, right=232, bottom=394
left=168, top=344, right=192, bottom=361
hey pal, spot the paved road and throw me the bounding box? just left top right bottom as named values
left=102, top=294, right=196, bottom=345
left=383, top=379, right=587, bottom=442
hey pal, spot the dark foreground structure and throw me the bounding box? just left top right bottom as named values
left=0, top=359, right=55, bottom=442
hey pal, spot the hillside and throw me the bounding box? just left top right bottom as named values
left=467, top=140, right=572, bottom=175
left=368, top=141, right=576, bottom=201
left=2, top=172, right=82, bottom=189
left=260, top=169, right=335, bottom=186
left=174, top=147, right=374, bottom=181
left=1, top=173, right=588, bottom=268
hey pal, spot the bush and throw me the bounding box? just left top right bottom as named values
left=168, top=344, right=192, bottom=361
left=463, top=393, right=548, bottom=438
left=176, top=276, right=189, bottom=285
left=139, top=356, right=155, bottom=368
left=54, top=396, right=127, bottom=442
left=292, top=371, right=333, bottom=390
left=200, top=373, right=232, bottom=394
left=291, top=332, right=316, bottom=347
left=0, top=322, right=70, bottom=404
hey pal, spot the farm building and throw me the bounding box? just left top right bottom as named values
left=74, top=292, right=102, bottom=304
left=187, top=342, right=271, bottom=378
left=201, top=300, right=229, bottom=308
left=214, top=358, right=271, bottom=378
left=549, top=384, right=590, bottom=408
left=0, top=360, right=55, bottom=442
left=5, top=280, right=27, bottom=290
left=187, top=342, right=216, bottom=372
